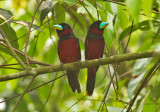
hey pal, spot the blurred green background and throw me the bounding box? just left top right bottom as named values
left=0, top=0, right=160, bottom=111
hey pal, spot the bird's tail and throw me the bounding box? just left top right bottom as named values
left=67, top=70, right=81, bottom=93
left=86, top=67, right=97, bottom=96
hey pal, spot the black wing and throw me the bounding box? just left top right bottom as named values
left=75, top=38, right=81, bottom=60
left=85, top=38, right=88, bottom=60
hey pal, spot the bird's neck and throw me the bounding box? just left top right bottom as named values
left=58, top=30, right=75, bottom=39
left=58, top=28, right=73, bottom=37
left=91, top=28, right=104, bottom=36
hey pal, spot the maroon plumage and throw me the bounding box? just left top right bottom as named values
left=85, top=20, right=108, bottom=95
left=54, top=23, right=81, bottom=93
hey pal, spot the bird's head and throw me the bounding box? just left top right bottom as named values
left=53, top=23, right=73, bottom=37
left=89, top=20, right=109, bottom=35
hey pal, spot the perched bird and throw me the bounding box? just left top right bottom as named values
left=85, top=20, right=109, bottom=95
left=53, top=23, right=81, bottom=93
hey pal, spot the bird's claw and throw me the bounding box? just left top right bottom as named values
left=78, top=60, right=82, bottom=65
left=85, top=59, right=88, bottom=63
left=98, top=57, right=102, bottom=63
left=60, top=63, right=64, bottom=68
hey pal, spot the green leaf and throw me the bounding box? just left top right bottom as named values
left=40, top=7, right=51, bottom=24
left=143, top=104, right=157, bottom=112
left=62, top=4, right=87, bottom=33
left=104, top=2, right=112, bottom=14
left=0, top=45, right=26, bottom=62
left=126, top=0, right=141, bottom=20
left=128, top=58, right=151, bottom=98
left=150, top=84, right=160, bottom=101
left=119, top=20, right=160, bottom=41
left=40, top=1, right=58, bottom=23
left=13, top=20, right=42, bottom=31
left=117, top=5, right=129, bottom=29
left=54, top=2, right=65, bottom=24
left=0, top=18, right=19, bottom=49
left=77, top=1, right=98, bottom=19
left=110, top=2, right=118, bottom=14
left=104, top=28, right=114, bottom=49
left=99, top=10, right=107, bottom=22
left=0, top=8, right=13, bottom=24
left=153, top=26, right=160, bottom=41
left=142, top=0, right=153, bottom=17
left=77, top=6, right=97, bottom=19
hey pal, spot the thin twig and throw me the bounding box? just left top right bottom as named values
left=32, top=35, right=38, bottom=58
left=0, top=42, right=52, bottom=66
left=145, top=63, right=160, bottom=86
left=0, top=39, right=5, bottom=42
left=103, top=0, right=125, bottom=6
left=119, top=70, right=132, bottom=78
left=78, top=0, right=94, bottom=22
left=107, top=65, right=117, bottom=95
left=0, top=53, right=7, bottom=63
left=103, top=0, right=159, bottom=15
left=98, top=80, right=112, bottom=111
left=112, top=15, right=117, bottom=26
left=98, top=70, right=116, bottom=111
left=126, top=58, right=160, bottom=112
left=0, top=29, right=27, bottom=69
left=116, top=97, right=129, bottom=104
left=105, top=42, right=111, bottom=56
left=123, top=21, right=134, bottom=54
left=47, top=15, right=57, bottom=50
left=98, top=64, right=119, bottom=111
left=94, top=0, right=99, bottom=20
left=154, top=102, right=160, bottom=112
left=95, top=66, right=108, bottom=87
left=0, top=42, right=32, bottom=60
left=72, top=18, right=77, bottom=30
left=121, top=104, right=128, bottom=112
left=115, top=31, right=130, bottom=55
left=105, top=43, right=119, bottom=94
left=40, top=72, right=58, bottom=112
left=0, top=74, right=66, bottom=104
left=104, top=101, right=109, bottom=112
left=12, top=75, right=36, bottom=112
left=11, top=1, right=79, bottom=44
left=24, top=0, right=44, bottom=66
left=65, top=95, right=86, bottom=112
left=0, top=15, right=14, bottom=26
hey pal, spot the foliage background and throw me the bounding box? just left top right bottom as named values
left=0, top=0, right=160, bottom=111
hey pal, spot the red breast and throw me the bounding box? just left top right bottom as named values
left=58, top=38, right=80, bottom=63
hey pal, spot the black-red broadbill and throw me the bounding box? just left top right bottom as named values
left=53, top=23, right=81, bottom=93
left=85, top=20, right=109, bottom=95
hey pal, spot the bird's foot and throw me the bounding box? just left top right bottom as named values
left=60, top=62, right=64, bottom=68
left=85, top=59, right=88, bottom=63
left=78, top=60, right=82, bottom=65
left=98, top=57, right=102, bottom=63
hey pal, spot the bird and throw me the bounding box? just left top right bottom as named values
left=53, top=23, right=81, bottom=93
left=85, top=20, right=109, bottom=95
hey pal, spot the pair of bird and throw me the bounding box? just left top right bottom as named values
left=53, top=20, right=109, bottom=96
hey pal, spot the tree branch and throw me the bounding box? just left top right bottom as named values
left=0, top=50, right=160, bottom=82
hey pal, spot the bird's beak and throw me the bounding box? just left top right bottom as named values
left=99, top=22, right=109, bottom=29
left=53, top=25, right=63, bottom=30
